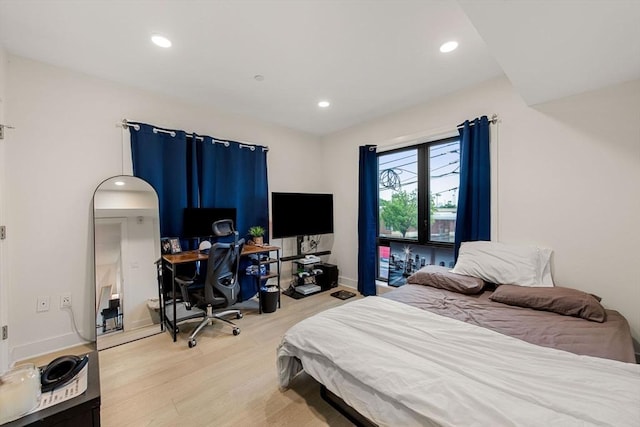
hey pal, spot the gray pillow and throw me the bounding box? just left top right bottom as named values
left=489, top=284, right=606, bottom=322
left=407, top=265, right=485, bottom=294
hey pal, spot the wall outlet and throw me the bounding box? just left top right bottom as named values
left=37, top=296, right=50, bottom=312
left=60, top=294, right=72, bottom=308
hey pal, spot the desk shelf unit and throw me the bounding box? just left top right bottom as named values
left=158, top=245, right=282, bottom=342
left=242, top=245, right=281, bottom=314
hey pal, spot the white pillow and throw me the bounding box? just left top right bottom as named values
left=452, top=241, right=554, bottom=287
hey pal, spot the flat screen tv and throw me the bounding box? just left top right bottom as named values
left=182, top=207, right=237, bottom=238
left=271, top=192, right=333, bottom=238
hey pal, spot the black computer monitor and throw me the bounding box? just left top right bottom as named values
left=182, top=207, right=237, bottom=238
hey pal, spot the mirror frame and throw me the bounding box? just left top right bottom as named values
left=93, top=175, right=162, bottom=349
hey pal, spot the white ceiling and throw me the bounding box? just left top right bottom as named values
left=1, top=0, right=638, bottom=136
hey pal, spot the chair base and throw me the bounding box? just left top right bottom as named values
left=187, top=306, right=242, bottom=348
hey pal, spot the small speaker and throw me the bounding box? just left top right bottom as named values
left=316, top=263, right=339, bottom=291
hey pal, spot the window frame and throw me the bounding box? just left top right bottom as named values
left=377, top=135, right=460, bottom=281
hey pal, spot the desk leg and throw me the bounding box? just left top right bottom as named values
left=257, top=276, right=262, bottom=314
left=171, top=268, right=177, bottom=342
left=157, top=263, right=165, bottom=332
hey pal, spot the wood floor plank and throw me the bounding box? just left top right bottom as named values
left=99, top=286, right=360, bottom=426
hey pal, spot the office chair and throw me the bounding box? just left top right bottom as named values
left=175, top=219, right=245, bottom=348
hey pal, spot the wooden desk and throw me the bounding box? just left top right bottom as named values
left=163, top=251, right=209, bottom=265
left=161, top=250, right=210, bottom=342
left=242, top=244, right=280, bottom=257
left=160, top=245, right=281, bottom=341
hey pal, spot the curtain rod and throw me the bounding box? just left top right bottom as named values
left=377, top=114, right=499, bottom=153
left=457, top=114, right=499, bottom=129
left=118, top=119, right=269, bottom=151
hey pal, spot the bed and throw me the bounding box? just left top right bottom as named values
left=277, top=243, right=640, bottom=427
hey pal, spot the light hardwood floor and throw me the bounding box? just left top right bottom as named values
left=99, top=286, right=362, bottom=427
left=97, top=324, right=163, bottom=351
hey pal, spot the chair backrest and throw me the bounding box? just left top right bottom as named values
left=203, top=220, right=245, bottom=306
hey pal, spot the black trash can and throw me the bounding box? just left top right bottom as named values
left=260, top=286, right=279, bottom=313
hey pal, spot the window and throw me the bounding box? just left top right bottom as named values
left=377, top=137, right=460, bottom=281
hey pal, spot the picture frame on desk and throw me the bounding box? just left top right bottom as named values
left=161, top=237, right=182, bottom=254
left=161, top=238, right=172, bottom=255
left=169, top=238, right=182, bottom=254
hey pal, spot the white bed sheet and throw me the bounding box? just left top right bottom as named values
left=278, top=296, right=640, bottom=427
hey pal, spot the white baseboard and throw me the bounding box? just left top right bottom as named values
left=11, top=332, right=92, bottom=364
left=338, top=276, right=390, bottom=294
left=338, top=276, right=357, bottom=289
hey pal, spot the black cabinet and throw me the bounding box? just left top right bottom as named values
left=315, top=263, right=339, bottom=291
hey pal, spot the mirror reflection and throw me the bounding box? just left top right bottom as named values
left=93, top=176, right=162, bottom=350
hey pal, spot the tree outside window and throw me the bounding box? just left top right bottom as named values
left=380, top=189, right=417, bottom=238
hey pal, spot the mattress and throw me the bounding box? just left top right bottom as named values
left=278, top=295, right=640, bottom=426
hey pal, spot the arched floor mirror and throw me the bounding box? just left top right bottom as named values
left=93, top=176, right=162, bottom=350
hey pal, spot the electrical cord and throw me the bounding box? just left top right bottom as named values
left=62, top=306, right=94, bottom=342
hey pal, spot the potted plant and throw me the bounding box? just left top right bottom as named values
left=248, top=225, right=265, bottom=246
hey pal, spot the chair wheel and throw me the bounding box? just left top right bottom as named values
left=233, top=328, right=241, bottom=336
left=236, top=313, right=243, bottom=319
left=188, top=339, right=196, bottom=348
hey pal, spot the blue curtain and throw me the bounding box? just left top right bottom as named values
left=131, top=123, right=269, bottom=302
left=197, top=137, right=269, bottom=301
left=130, top=123, right=193, bottom=238
left=357, top=145, right=378, bottom=296
left=454, top=116, right=491, bottom=259
left=197, top=138, right=269, bottom=238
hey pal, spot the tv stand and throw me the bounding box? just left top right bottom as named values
left=283, top=259, right=339, bottom=299
left=281, top=251, right=331, bottom=262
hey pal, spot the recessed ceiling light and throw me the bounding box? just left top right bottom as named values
left=439, top=41, right=458, bottom=53
left=318, top=101, right=330, bottom=108
left=114, top=181, right=125, bottom=186
left=151, top=34, right=172, bottom=48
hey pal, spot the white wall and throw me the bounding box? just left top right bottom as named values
left=0, top=44, right=8, bottom=371
left=322, top=76, right=640, bottom=341
left=5, top=55, right=323, bottom=362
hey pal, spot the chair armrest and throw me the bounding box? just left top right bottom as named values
left=175, top=276, right=195, bottom=309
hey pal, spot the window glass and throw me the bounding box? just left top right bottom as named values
left=429, top=141, right=460, bottom=243
left=376, top=137, right=460, bottom=282
left=378, top=149, right=418, bottom=240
